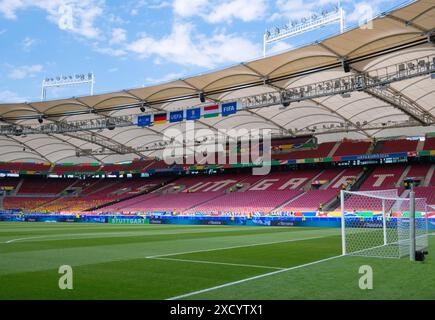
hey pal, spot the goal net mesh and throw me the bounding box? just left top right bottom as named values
left=341, top=189, right=429, bottom=259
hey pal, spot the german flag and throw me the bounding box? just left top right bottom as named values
left=154, top=113, right=167, bottom=125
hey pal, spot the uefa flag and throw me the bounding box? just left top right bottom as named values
left=169, top=110, right=184, bottom=123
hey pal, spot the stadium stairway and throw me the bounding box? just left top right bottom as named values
left=372, top=140, right=385, bottom=154
left=181, top=192, right=233, bottom=213
left=323, top=169, right=346, bottom=189
left=366, top=140, right=375, bottom=155
left=179, top=174, right=272, bottom=214
left=32, top=178, right=102, bottom=212
left=395, top=165, right=412, bottom=187
left=270, top=191, right=308, bottom=213
left=32, top=195, right=67, bottom=212
left=13, top=178, right=24, bottom=195
left=88, top=176, right=179, bottom=211
left=423, top=164, right=435, bottom=187
left=416, top=139, right=425, bottom=152
left=327, top=141, right=341, bottom=158
left=327, top=166, right=375, bottom=211
left=302, top=170, right=325, bottom=191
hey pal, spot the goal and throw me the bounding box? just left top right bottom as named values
left=340, top=189, right=429, bottom=259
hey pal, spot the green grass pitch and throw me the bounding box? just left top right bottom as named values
left=0, top=222, right=434, bottom=300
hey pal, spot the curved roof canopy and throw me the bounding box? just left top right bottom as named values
left=0, top=0, right=434, bottom=164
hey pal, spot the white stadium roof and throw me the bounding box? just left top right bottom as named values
left=0, top=0, right=434, bottom=164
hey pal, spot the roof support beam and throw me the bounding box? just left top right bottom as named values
left=2, top=118, right=102, bottom=163
left=349, top=68, right=434, bottom=125
left=310, top=42, right=434, bottom=126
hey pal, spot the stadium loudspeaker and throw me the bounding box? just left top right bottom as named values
left=38, top=117, right=43, bottom=124
left=14, top=128, right=23, bottom=136
left=140, top=106, right=146, bottom=112
left=106, top=120, right=116, bottom=130
left=342, top=60, right=350, bottom=73
left=199, top=92, right=206, bottom=103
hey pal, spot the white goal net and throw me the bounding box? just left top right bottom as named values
left=340, top=189, right=429, bottom=259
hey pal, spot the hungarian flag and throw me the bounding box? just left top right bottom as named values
left=203, top=105, right=219, bottom=118
left=154, top=113, right=167, bottom=125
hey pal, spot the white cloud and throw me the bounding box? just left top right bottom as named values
left=268, top=41, right=293, bottom=55
left=206, top=0, right=267, bottom=24
left=0, top=0, right=23, bottom=19
left=21, top=36, right=38, bottom=50
left=0, top=90, right=28, bottom=103
left=144, top=72, right=185, bottom=85
left=148, top=1, right=171, bottom=10
left=110, top=28, right=127, bottom=44
left=0, top=0, right=104, bottom=39
left=129, top=0, right=171, bottom=15
left=173, top=0, right=267, bottom=23
left=346, top=1, right=384, bottom=25
left=173, top=0, right=208, bottom=17
left=127, top=22, right=261, bottom=68
left=93, top=46, right=127, bottom=57
left=8, top=64, right=44, bottom=80
left=270, top=0, right=341, bottom=22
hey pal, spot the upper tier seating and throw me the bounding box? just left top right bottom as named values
left=379, top=139, right=418, bottom=153
left=271, top=142, right=337, bottom=161
left=0, top=162, right=51, bottom=172
left=333, top=140, right=371, bottom=156
left=422, top=137, right=435, bottom=151
left=52, top=164, right=101, bottom=173
left=18, top=178, right=76, bottom=194
left=101, top=160, right=155, bottom=173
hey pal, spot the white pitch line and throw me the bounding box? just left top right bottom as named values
left=4, top=236, right=48, bottom=244
left=145, top=234, right=333, bottom=259
left=149, top=257, right=284, bottom=270
left=167, top=254, right=343, bottom=300
left=1, top=227, right=255, bottom=244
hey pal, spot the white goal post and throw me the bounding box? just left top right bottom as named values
left=340, top=189, right=429, bottom=260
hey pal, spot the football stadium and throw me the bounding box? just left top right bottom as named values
left=0, top=0, right=435, bottom=303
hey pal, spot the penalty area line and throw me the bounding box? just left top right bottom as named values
left=148, top=257, right=285, bottom=270
left=166, top=254, right=343, bottom=300
left=146, top=234, right=333, bottom=259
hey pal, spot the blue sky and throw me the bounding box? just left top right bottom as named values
left=0, top=0, right=408, bottom=103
